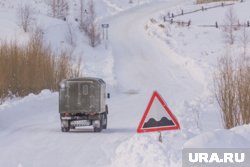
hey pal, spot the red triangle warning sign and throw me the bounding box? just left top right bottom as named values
left=137, top=91, right=180, bottom=133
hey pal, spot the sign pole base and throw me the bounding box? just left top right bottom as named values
left=158, top=131, right=163, bottom=143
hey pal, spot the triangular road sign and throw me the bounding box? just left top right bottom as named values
left=137, top=91, right=180, bottom=133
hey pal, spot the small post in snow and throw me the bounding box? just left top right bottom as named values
left=101, top=23, right=109, bottom=49
left=158, top=131, right=163, bottom=143
left=215, top=21, right=218, bottom=28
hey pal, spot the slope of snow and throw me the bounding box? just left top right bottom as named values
left=184, top=128, right=250, bottom=148
left=146, top=0, right=250, bottom=131
left=1, top=0, right=250, bottom=167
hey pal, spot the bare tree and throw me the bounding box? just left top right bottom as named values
left=79, top=0, right=85, bottom=26
left=222, top=7, right=238, bottom=45
left=239, top=25, right=249, bottom=57
left=88, top=22, right=101, bottom=47
left=79, top=0, right=89, bottom=32
left=65, top=22, right=76, bottom=47
left=82, top=0, right=100, bottom=47
left=165, top=23, right=172, bottom=37
left=48, top=0, right=69, bottom=19
left=17, top=3, right=34, bottom=32
left=90, top=0, right=101, bottom=47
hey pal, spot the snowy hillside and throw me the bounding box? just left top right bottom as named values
left=1, top=0, right=250, bottom=167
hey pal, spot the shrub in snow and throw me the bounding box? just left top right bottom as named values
left=48, top=0, right=69, bottom=19
left=17, top=3, right=34, bottom=32
left=79, top=0, right=101, bottom=47
left=239, top=25, right=249, bottom=57
left=222, top=7, right=238, bottom=45
left=214, top=48, right=250, bottom=129
left=214, top=52, right=238, bottom=129
left=65, top=22, right=77, bottom=47
left=0, top=28, right=82, bottom=102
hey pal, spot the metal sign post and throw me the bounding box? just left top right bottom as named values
left=101, top=24, right=109, bottom=49
left=158, top=131, right=163, bottom=143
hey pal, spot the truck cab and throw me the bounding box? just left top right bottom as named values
left=59, top=77, right=109, bottom=132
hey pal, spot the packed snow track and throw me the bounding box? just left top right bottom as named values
left=0, top=1, right=207, bottom=167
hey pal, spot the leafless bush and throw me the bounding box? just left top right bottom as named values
left=79, top=0, right=101, bottom=47
left=214, top=51, right=238, bottom=129
left=79, top=0, right=87, bottom=31
left=88, top=0, right=100, bottom=47
left=222, top=7, right=238, bottom=45
left=235, top=56, right=250, bottom=125
left=48, top=0, right=69, bottom=19
left=214, top=49, right=250, bottom=128
left=17, top=3, right=34, bottom=32
left=0, top=29, right=81, bottom=102
left=216, top=10, right=250, bottom=127
left=239, top=25, right=249, bottom=56
left=165, top=23, right=171, bottom=36
left=65, top=22, right=77, bottom=47
left=88, top=21, right=101, bottom=47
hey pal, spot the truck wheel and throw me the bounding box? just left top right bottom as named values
left=61, top=120, right=70, bottom=132
left=94, top=126, right=102, bottom=132
left=102, top=112, right=108, bottom=129
left=105, top=105, right=109, bottom=114
left=93, top=119, right=103, bottom=132
left=61, top=127, right=70, bottom=132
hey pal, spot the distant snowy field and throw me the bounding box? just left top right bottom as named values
left=1, top=0, right=250, bottom=167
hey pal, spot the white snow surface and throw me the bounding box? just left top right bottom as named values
left=1, top=0, right=250, bottom=167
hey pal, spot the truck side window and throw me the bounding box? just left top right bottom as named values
left=82, top=85, right=88, bottom=95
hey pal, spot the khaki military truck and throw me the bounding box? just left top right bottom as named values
left=59, top=77, right=110, bottom=132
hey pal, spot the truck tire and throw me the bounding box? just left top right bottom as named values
left=102, top=112, right=108, bottom=129
left=61, top=127, right=70, bottom=132
left=94, top=126, right=102, bottom=132
left=61, top=120, right=70, bottom=132
left=93, top=119, right=103, bottom=132
left=105, top=105, right=109, bottom=114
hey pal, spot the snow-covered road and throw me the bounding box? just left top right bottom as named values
left=108, top=0, right=206, bottom=117
left=0, top=1, right=209, bottom=167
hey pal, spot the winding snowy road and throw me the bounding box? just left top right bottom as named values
left=108, top=0, right=206, bottom=114
left=0, top=1, right=208, bottom=167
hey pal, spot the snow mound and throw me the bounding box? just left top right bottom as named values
left=0, top=90, right=58, bottom=131
left=184, top=127, right=250, bottom=148
left=231, top=124, right=250, bottom=141
left=111, top=133, right=181, bottom=167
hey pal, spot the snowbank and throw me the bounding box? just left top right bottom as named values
left=111, top=133, right=181, bottom=167
left=184, top=127, right=250, bottom=148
